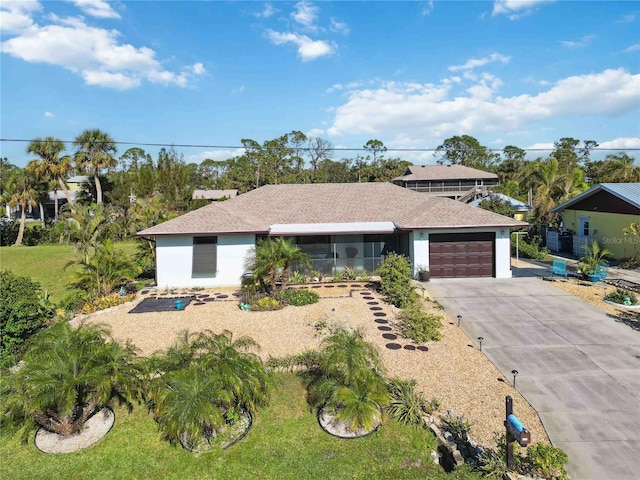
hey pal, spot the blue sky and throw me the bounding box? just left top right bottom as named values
left=1, top=0, right=639, bottom=167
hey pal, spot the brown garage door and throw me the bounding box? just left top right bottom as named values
left=429, top=233, right=494, bottom=278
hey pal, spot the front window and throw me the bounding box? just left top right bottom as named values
left=192, top=236, right=217, bottom=277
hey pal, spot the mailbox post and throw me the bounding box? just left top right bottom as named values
left=504, top=396, right=531, bottom=469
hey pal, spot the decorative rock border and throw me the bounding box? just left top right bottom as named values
left=35, top=407, right=115, bottom=454
left=317, top=408, right=380, bottom=439
left=604, top=300, right=640, bottom=309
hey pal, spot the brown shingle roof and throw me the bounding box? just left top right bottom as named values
left=137, top=183, right=526, bottom=236
left=393, top=165, right=498, bottom=181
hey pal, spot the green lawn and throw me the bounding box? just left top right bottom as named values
left=0, top=374, right=480, bottom=480
left=0, top=242, right=139, bottom=303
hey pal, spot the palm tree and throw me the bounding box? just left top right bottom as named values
left=579, top=240, right=613, bottom=276
left=309, top=328, right=389, bottom=432
left=1, top=168, right=37, bottom=246
left=1, top=321, right=142, bottom=440
left=74, top=129, right=117, bottom=205
left=248, top=238, right=311, bottom=292
left=274, top=237, right=311, bottom=289
left=63, top=202, right=109, bottom=263
left=26, top=137, right=74, bottom=215
left=148, top=330, right=270, bottom=449
left=249, top=238, right=282, bottom=292
left=69, top=239, right=137, bottom=297
left=25, top=159, right=52, bottom=224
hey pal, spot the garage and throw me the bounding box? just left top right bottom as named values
left=429, top=232, right=495, bottom=278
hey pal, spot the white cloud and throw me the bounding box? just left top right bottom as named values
left=329, top=18, right=349, bottom=35
left=560, top=35, right=594, bottom=49
left=266, top=29, right=333, bottom=61
left=524, top=142, right=554, bottom=151
left=421, top=1, right=434, bottom=16
left=1, top=11, right=204, bottom=90
left=231, top=85, right=246, bottom=94
left=72, top=0, right=120, bottom=19
left=306, top=128, right=325, bottom=137
left=448, top=53, right=510, bottom=72
left=252, top=3, right=277, bottom=18
left=44, top=111, right=55, bottom=118
left=291, top=1, right=319, bottom=30
left=626, top=44, right=640, bottom=52
left=192, top=62, right=206, bottom=75
left=492, top=0, right=554, bottom=19
left=598, top=137, right=640, bottom=150
left=0, top=1, right=41, bottom=34
left=618, top=13, right=636, bottom=23
left=325, top=69, right=640, bottom=147
left=186, top=148, right=244, bottom=163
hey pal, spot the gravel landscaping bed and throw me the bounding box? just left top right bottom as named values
left=73, top=285, right=549, bottom=448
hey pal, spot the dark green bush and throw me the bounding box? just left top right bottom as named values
left=396, top=301, right=442, bottom=342
left=511, top=234, right=549, bottom=260
left=376, top=253, right=418, bottom=308
left=0, top=220, right=19, bottom=246
left=277, top=288, right=320, bottom=306
left=0, top=271, right=53, bottom=366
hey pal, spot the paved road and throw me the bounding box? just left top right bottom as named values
left=425, top=276, right=640, bottom=480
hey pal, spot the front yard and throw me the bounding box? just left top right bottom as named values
left=0, top=374, right=482, bottom=480
left=74, top=283, right=549, bottom=449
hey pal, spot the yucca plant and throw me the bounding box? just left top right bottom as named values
left=386, top=378, right=440, bottom=427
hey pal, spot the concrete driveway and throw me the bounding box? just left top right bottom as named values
left=425, top=276, right=640, bottom=480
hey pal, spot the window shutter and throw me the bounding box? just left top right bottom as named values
left=193, top=237, right=217, bottom=276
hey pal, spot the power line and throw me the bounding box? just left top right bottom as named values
left=1, top=138, right=638, bottom=153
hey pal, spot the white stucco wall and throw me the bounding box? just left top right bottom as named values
left=409, top=228, right=513, bottom=278
left=155, top=234, right=255, bottom=288
left=494, top=229, right=512, bottom=278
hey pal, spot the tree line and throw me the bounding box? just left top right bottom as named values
left=1, top=130, right=638, bottom=247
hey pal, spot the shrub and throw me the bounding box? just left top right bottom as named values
left=441, top=412, right=473, bottom=439
left=604, top=288, right=638, bottom=305
left=0, top=271, right=53, bottom=366
left=386, top=378, right=440, bottom=427
left=289, top=271, right=307, bottom=285
left=80, top=293, right=137, bottom=314
left=523, top=443, right=569, bottom=480
left=396, top=301, right=442, bottom=342
left=376, top=253, right=418, bottom=308
left=0, top=220, right=19, bottom=246
left=357, top=272, right=372, bottom=282
left=478, top=448, right=509, bottom=478
left=252, top=296, right=281, bottom=311
left=511, top=233, right=549, bottom=260
left=277, top=288, right=319, bottom=306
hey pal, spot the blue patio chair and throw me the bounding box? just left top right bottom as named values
left=587, top=264, right=609, bottom=284
left=551, top=259, right=568, bottom=280
left=595, top=264, right=609, bottom=282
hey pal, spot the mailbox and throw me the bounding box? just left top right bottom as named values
left=506, top=414, right=530, bottom=446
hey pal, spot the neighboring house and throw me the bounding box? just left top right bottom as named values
left=137, top=183, right=527, bottom=288
left=391, top=165, right=499, bottom=202
left=469, top=193, right=532, bottom=221
left=192, top=189, right=238, bottom=201
left=549, top=183, right=640, bottom=260
left=6, top=175, right=88, bottom=220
